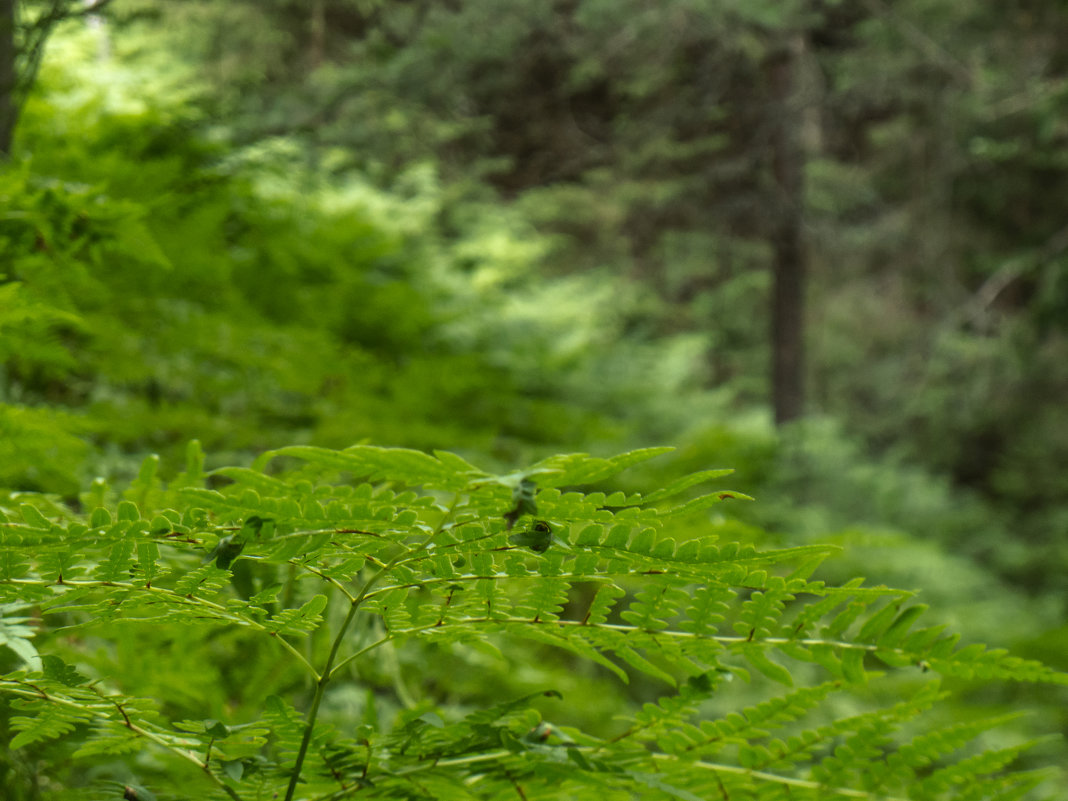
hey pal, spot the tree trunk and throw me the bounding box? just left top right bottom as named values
left=309, top=0, right=325, bottom=69
left=0, top=0, right=16, bottom=157
left=767, top=32, right=807, bottom=426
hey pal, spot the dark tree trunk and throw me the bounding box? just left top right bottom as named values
left=767, top=33, right=807, bottom=426
left=0, top=0, right=16, bottom=157
left=309, top=0, right=325, bottom=68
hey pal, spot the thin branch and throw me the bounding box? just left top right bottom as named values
left=14, top=0, right=114, bottom=100
left=959, top=222, right=1068, bottom=327
left=56, top=0, right=116, bottom=19
left=861, top=0, right=974, bottom=87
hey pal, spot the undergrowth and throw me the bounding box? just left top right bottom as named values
left=0, top=443, right=1064, bottom=799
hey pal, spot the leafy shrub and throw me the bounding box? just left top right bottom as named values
left=1, top=444, right=1063, bottom=799
left=4, top=37, right=712, bottom=496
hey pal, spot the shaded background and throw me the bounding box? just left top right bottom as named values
left=2, top=0, right=1067, bottom=791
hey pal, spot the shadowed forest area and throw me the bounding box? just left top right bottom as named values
left=1, top=2, right=1067, bottom=799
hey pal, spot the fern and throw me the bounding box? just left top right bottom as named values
left=0, top=444, right=1064, bottom=800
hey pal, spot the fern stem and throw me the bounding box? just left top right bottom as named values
left=396, top=748, right=510, bottom=773
left=306, top=750, right=513, bottom=801
left=296, top=564, right=356, bottom=603
left=652, top=754, right=912, bottom=801
left=270, top=632, right=321, bottom=680
left=386, top=616, right=891, bottom=655
left=125, top=721, right=246, bottom=801
left=326, top=633, right=391, bottom=677
left=283, top=597, right=361, bottom=801
left=283, top=494, right=461, bottom=801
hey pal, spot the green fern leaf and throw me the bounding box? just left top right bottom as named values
left=527, top=447, right=675, bottom=487
left=259, top=444, right=475, bottom=489
left=8, top=703, right=90, bottom=749
left=264, top=593, right=328, bottom=635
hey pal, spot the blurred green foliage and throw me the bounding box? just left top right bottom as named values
left=3, top=30, right=716, bottom=490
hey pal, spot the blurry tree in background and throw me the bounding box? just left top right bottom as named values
left=0, top=0, right=113, bottom=155
left=807, top=0, right=1068, bottom=585
left=767, top=29, right=808, bottom=426
left=0, top=0, right=12, bottom=154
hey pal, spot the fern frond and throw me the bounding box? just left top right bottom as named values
left=916, top=739, right=1060, bottom=800
left=523, top=447, right=675, bottom=487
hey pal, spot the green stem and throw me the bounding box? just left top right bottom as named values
left=386, top=615, right=892, bottom=654
left=283, top=495, right=460, bottom=801
left=307, top=750, right=512, bottom=801
left=650, top=753, right=913, bottom=801
left=283, top=598, right=361, bottom=801
left=327, top=634, right=391, bottom=677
